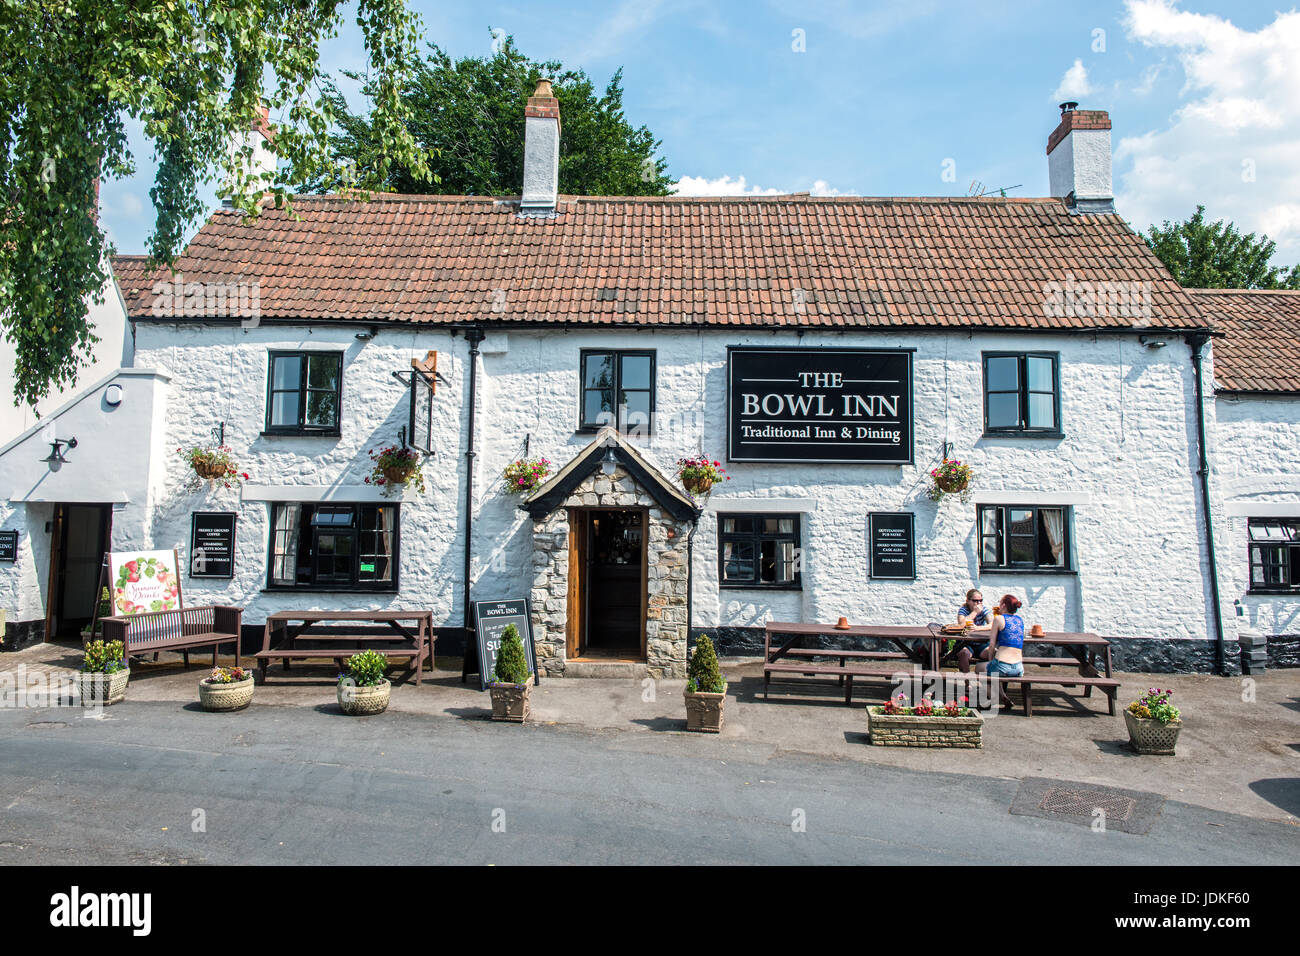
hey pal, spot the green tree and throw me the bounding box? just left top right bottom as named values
left=0, top=0, right=429, bottom=410
left=317, top=34, right=673, bottom=197
left=1142, top=206, right=1300, bottom=289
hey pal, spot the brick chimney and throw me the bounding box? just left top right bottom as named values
left=1046, top=102, right=1113, bottom=214
left=521, top=79, right=560, bottom=215
left=225, top=102, right=277, bottom=197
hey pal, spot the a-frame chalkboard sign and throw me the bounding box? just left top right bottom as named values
left=461, top=598, right=541, bottom=691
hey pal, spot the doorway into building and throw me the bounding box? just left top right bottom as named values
left=46, top=503, right=112, bottom=640
left=569, top=509, right=646, bottom=660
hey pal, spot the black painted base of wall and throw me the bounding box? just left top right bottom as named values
left=0, top=620, right=47, bottom=652
left=235, top=625, right=470, bottom=660
left=695, top=626, right=1299, bottom=675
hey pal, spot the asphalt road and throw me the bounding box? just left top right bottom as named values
left=1, top=701, right=1296, bottom=865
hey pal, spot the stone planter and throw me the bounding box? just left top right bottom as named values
left=684, top=688, right=726, bottom=733
left=683, top=477, right=714, bottom=496
left=79, top=668, right=130, bottom=706
left=198, top=675, right=255, bottom=712
left=489, top=676, right=532, bottom=722
left=337, top=678, right=391, bottom=716
left=867, top=708, right=983, bottom=748
left=1125, top=710, right=1181, bottom=755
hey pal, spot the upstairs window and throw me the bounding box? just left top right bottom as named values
left=718, top=514, right=801, bottom=589
left=268, top=503, right=397, bottom=591
left=266, top=351, right=343, bottom=435
left=1249, top=519, right=1300, bottom=592
left=983, top=352, right=1061, bottom=435
left=579, top=350, right=655, bottom=435
left=979, top=505, right=1072, bottom=571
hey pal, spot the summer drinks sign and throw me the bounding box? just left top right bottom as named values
left=109, top=550, right=182, bottom=616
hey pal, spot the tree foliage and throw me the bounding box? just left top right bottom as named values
left=317, top=34, right=673, bottom=197
left=1142, top=206, right=1300, bottom=290
left=0, top=0, right=429, bottom=410
left=687, top=635, right=725, bottom=694
left=492, top=623, right=530, bottom=685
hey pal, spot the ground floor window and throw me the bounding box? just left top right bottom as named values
left=268, top=503, right=398, bottom=591
left=978, top=505, right=1071, bottom=571
left=718, top=514, right=800, bottom=588
left=1248, top=518, right=1300, bottom=592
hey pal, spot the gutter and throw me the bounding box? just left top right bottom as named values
left=462, top=327, right=485, bottom=646
left=1188, top=331, right=1227, bottom=675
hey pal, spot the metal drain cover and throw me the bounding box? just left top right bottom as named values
left=1011, top=777, right=1165, bottom=835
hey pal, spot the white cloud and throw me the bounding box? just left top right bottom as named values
left=1117, top=0, right=1300, bottom=263
left=1052, top=59, right=1093, bottom=102
left=672, top=175, right=848, bottom=197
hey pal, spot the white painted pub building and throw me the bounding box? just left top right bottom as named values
left=1, top=90, right=1296, bottom=676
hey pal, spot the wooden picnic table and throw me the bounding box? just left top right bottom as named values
left=763, top=621, right=934, bottom=705
left=254, top=610, right=434, bottom=686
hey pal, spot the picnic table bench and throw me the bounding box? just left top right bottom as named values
left=98, top=606, right=243, bottom=668
left=253, top=610, right=434, bottom=685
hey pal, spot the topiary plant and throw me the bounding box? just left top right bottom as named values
left=687, top=634, right=725, bottom=694
left=82, top=639, right=126, bottom=674
left=341, top=650, right=389, bottom=687
left=492, top=623, right=530, bottom=685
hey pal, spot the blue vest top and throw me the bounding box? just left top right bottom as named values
left=996, top=613, right=1025, bottom=649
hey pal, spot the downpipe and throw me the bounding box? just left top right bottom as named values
left=1189, top=332, right=1227, bottom=675
left=462, top=327, right=485, bottom=644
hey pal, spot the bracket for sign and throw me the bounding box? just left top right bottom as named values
left=212, top=422, right=225, bottom=446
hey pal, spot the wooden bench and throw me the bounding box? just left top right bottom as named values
left=254, top=610, right=434, bottom=685
left=764, top=662, right=913, bottom=706
left=98, top=606, right=244, bottom=668
left=938, top=670, right=1121, bottom=717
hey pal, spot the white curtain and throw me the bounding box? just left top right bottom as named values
left=1042, top=509, right=1065, bottom=566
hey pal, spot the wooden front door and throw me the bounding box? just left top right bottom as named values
left=46, top=503, right=111, bottom=640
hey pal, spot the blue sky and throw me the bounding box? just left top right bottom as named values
left=98, top=0, right=1300, bottom=265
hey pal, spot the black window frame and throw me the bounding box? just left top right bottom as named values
left=717, top=512, right=802, bottom=590
left=977, top=504, right=1074, bottom=573
left=264, top=350, right=345, bottom=436
left=577, top=349, right=656, bottom=435
left=265, top=502, right=399, bottom=592
left=982, top=351, right=1063, bottom=437
left=1248, top=518, right=1300, bottom=593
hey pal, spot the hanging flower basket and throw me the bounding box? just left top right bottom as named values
left=676, top=456, right=728, bottom=497
left=366, top=445, right=426, bottom=496
left=927, top=457, right=975, bottom=503
left=178, top=445, right=249, bottom=489
left=503, top=457, right=553, bottom=495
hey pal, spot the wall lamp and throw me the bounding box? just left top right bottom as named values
left=42, top=437, right=77, bottom=466
left=600, top=447, right=618, bottom=476
left=355, top=326, right=379, bottom=341
left=1138, top=335, right=1167, bottom=349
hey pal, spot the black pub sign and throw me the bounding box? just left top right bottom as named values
left=0, top=531, right=17, bottom=563
left=727, top=348, right=914, bottom=463
left=869, top=512, right=916, bottom=580
left=190, top=512, right=237, bottom=578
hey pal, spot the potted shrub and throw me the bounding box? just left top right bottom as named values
left=488, top=624, right=533, bottom=722
left=867, top=692, right=984, bottom=748
left=926, top=457, right=975, bottom=503
left=178, top=445, right=249, bottom=488
left=79, top=639, right=129, bottom=706
left=676, top=456, right=729, bottom=497
left=503, top=456, right=553, bottom=494
left=1125, top=687, right=1182, bottom=755
left=683, top=634, right=727, bottom=732
left=337, top=650, right=391, bottom=715
left=198, top=665, right=255, bottom=712
left=365, top=445, right=426, bottom=496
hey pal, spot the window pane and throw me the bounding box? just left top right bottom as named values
left=620, top=355, right=651, bottom=389
left=621, top=390, right=651, bottom=431
left=1028, top=392, right=1056, bottom=429
left=1038, top=508, right=1066, bottom=567
left=584, top=354, right=615, bottom=389
left=980, top=507, right=999, bottom=536
left=584, top=389, right=614, bottom=425
left=1009, top=509, right=1034, bottom=537
left=307, top=354, right=340, bottom=390
left=982, top=534, right=1000, bottom=566
left=722, top=517, right=753, bottom=535
left=271, top=392, right=300, bottom=427
left=1027, top=356, right=1055, bottom=392
left=987, top=392, right=1020, bottom=429
left=305, top=389, right=338, bottom=427
left=272, top=356, right=301, bottom=390
left=721, top=541, right=754, bottom=581
left=986, top=356, right=1019, bottom=392
left=271, top=504, right=299, bottom=585
left=1009, top=535, right=1035, bottom=564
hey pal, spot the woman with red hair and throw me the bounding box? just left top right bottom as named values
left=982, top=594, right=1025, bottom=708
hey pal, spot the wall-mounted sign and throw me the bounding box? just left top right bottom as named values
left=466, top=599, right=539, bottom=692
left=727, top=348, right=914, bottom=463
left=109, top=550, right=182, bottom=616
left=869, top=512, right=916, bottom=580
left=190, top=512, right=237, bottom=579
left=0, top=531, right=17, bottom=563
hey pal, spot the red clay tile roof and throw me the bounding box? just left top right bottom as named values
left=1189, top=288, right=1300, bottom=392
left=111, top=255, right=156, bottom=312
left=112, top=193, right=1207, bottom=331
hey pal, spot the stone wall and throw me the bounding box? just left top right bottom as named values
left=867, top=711, right=984, bottom=748
left=529, top=464, right=691, bottom=678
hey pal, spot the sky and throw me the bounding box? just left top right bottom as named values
left=98, top=0, right=1300, bottom=267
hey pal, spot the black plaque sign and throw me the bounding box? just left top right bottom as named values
left=870, top=512, right=916, bottom=580
left=190, top=512, right=236, bottom=578
left=469, top=599, right=539, bottom=692
left=727, top=347, right=914, bottom=463
left=0, top=531, right=17, bottom=563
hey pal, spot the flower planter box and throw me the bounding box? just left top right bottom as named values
left=337, top=679, right=391, bottom=716
left=1125, top=711, right=1181, bottom=755
left=867, top=708, right=983, bottom=748
left=489, top=676, right=532, bottom=722
left=199, top=676, right=255, bottom=712
left=79, top=669, right=130, bottom=707
left=684, top=688, right=726, bottom=733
